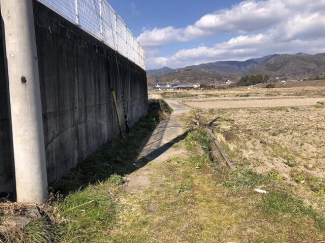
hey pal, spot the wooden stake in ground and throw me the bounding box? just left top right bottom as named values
left=111, top=89, right=123, bottom=139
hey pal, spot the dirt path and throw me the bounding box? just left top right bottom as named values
left=124, top=99, right=190, bottom=192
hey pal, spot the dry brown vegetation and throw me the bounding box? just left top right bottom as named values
left=165, top=82, right=325, bottom=224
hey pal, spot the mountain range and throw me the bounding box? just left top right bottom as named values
left=147, top=53, right=325, bottom=85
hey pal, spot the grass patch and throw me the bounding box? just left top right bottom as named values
left=290, top=170, right=325, bottom=195
left=1, top=217, right=59, bottom=243
left=23, top=218, right=59, bottom=243
left=158, top=99, right=173, bottom=114
left=236, top=93, right=250, bottom=97
left=224, top=169, right=268, bottom=192
left=184, top=129, right=210, bottom=153
left=262, top=192, right=325, bottom=230
left=268, top=170, right=283, bottom=180
left=309, top=179, right=325, bottom=195
left=108, top=174, right=124, bottom=185
left=58, top=184, right=116, bottom=242
left=177, top=182, right=192, bottom=193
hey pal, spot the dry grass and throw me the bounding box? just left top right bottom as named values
left=107, top=128, right=325, bottom=242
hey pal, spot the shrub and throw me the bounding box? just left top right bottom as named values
left=266, top=83, right=276, bottom=88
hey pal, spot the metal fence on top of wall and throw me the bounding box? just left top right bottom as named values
left=36, top=0, right=146, bottom=70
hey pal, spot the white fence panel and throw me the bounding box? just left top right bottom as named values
left=36, top=0, right=145, bottom=69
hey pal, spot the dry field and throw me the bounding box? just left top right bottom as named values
left=208, top=106, right=325, bottom=192
left=184, top=97, right=325, bottom=109
left=160, top=82, right=325, bottom=211
left=156, top=80, right=325, bottom=101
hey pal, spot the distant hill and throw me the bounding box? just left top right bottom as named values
left=147, top=69, right=237, bottom=86
left=147, top=53, right=325, bottom=85
left=186, top=54, right=279, bottom=74
left=248, top=53, right=325, bottom=79
left=147, top=55, right=279, bottom=77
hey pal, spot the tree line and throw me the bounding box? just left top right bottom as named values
left=237, top=74, right=270, bottom=86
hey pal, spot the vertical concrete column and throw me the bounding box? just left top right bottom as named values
left=1, top=0, right=48, bottom=203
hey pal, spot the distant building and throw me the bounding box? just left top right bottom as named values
left=154, top=83, right=167, bottom=90
left=174, top=84, right=200, bottom=90
left=225, top=80, right=233, bottom=85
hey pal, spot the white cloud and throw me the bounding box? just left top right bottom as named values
left=138, top=0, right=291, bottom=48
left=271, top=13, right=325, bottom=41
left=140, top=0, right=325, bottom=69
left=146, top=34, right=325, bottom=69
left=184, top=0, right=288, bottom=36
left=138, top=27, right=183, bottom=47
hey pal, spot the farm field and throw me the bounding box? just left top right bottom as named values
left=184, top=97, right=325, bottom=109
left=2, top=83, right=324, bottom=242
left=154, top=81, right=325, bottom=218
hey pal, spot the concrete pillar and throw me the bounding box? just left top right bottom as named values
left=1, top=0, right=48, bottom=203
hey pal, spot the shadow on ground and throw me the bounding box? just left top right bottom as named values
left=51, top=101, right=183, bottom=196
left=134, top=131, right=188, bottom=169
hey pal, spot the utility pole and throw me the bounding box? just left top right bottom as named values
left=1, top=0, right=48, bottom=203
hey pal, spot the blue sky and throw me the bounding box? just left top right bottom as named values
left=108, top=0, right=325, bottom=70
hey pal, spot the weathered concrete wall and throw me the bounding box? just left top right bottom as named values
left=0, top=25, right=14, bottom=192
left=0, top=1, right=148, bottom=191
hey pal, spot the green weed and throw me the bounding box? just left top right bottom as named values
left=268, top=170, right=283, bottom=180
left=108, top=174, right=124, bottom=185
left=159, top=99, right=173, bottom=114
left=58, top=185, right=116, bottom=242
left=262, top=192, right=325, bottom=230
left=309, top=179, right=325, bottom=195
left=177, top=182, right=192, bottom=193
left=224, top=169, right=267, bottom=192
left=184, top=130, right=210, bottom=153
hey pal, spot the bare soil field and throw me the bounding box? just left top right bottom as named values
left=158, top=80, right=325, bottom=100
left=166, top=84, right=325, bottom=217
left=260, top=79, right=325, bottom=88
left=185, top=97, right=325, bottom=109
left=208, top=106, right=325, bottom=181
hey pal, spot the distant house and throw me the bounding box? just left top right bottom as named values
left=154, top=83, right=167, bottom=90
left=225, top=80, right=233, bottom=85
left=175, top=84, right=200, bottom=90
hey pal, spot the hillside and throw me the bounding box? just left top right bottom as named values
left=187, top=54, right=279, bottom=74
left=147, top=53, right=325, bottom=85
left=248, top=53, right=325, bottom=79
left=147, top=55, right=279, bottom=77
left=147, top=69, right=238, bottom=86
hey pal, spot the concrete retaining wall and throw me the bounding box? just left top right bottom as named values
left=0, top=1, right=148, bottom=192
